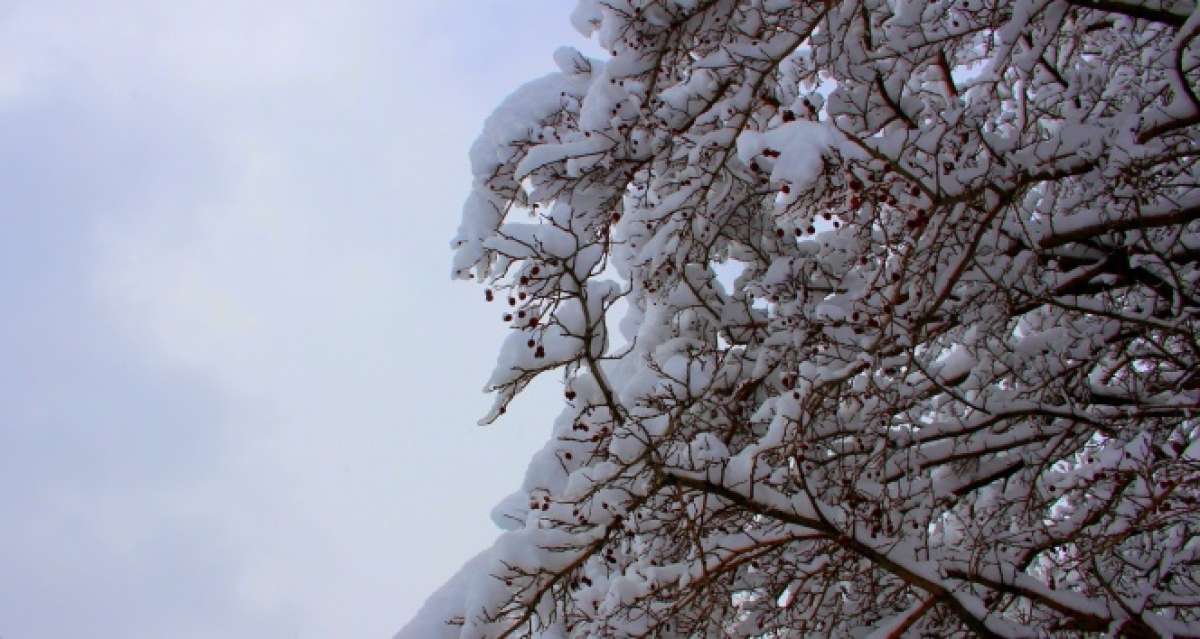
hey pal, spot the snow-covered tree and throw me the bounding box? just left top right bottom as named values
left=404, top=1, right=1200, bottom=636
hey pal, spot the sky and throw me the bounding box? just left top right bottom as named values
left=0, top=2, right=598, bottom=636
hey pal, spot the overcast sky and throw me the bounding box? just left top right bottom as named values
left=0, top=2, right=596, bottom=636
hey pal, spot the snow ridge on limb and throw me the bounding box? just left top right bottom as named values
left=411, top=0, right=1200, bottom=636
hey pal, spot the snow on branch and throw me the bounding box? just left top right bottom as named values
left=408, top=0, right=1200, bottom=636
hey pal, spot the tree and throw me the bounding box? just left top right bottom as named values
left=404, top=1, right=1200, bottom=636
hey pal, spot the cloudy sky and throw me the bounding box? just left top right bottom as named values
left=0, top=2, right=595, bottom=636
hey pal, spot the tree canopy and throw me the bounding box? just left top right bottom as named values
left=404, top=0, right=1200, bottom=636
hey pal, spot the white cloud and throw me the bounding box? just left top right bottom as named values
left=2, top=1, right=593, bottom=636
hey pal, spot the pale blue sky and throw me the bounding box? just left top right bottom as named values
left=0, top=2, right=594, bottom=636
